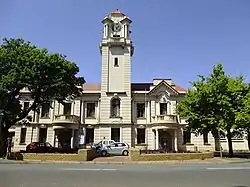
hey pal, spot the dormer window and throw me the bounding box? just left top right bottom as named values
left=114, top=57, right=119, bottom=67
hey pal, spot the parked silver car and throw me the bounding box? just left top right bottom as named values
left=100, top=142, right=129, bottom=156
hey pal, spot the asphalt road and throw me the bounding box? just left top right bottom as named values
left=0, top=163, right=250, bottom=187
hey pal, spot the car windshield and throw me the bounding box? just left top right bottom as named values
left=46, top=143, right=52, bottom=147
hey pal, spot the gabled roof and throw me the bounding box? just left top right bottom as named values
left=102, top=17, right=113, bottom=24
left=148, top=80, right=179, bottom=95
left=120, top=17, right=132, bottom=24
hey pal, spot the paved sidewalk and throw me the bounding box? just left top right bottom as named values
left=1, top=157, right=250, bottom=165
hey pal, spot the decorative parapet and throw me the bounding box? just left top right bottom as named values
left=53, top=114, right=80, bottom=124
left=152, top=115, right=177, bottom=124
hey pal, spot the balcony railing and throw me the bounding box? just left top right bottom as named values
left=53, top=114, right=80, bottom=124
left=152, top=115, right=177, bottom=124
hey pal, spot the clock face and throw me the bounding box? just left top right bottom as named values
left=112, top=22, right=122, bottom=32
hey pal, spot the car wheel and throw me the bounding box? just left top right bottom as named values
left=122, top=150, right=129, bottom=156
left=101, top=150, right=107, bottom=156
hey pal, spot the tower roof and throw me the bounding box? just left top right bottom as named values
left=110, top=9, right=125, bottom=16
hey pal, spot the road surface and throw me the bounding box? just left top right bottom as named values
left=0, top=163, right=249, bottom=187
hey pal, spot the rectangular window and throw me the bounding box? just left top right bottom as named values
left=86, top=103, right=96, bottom=118
left=203, top=132, right=208, bottom=144
left=23, top=102, right=29, bottom=111
left=114, top=57, right=119, bottom=67
left=111, top=128, right=120, bottom=142
left=41, top=103, right=50, bottom=118
left=183, top=130, right=191, bottom=144
left=63, top=103, right=71, bottom=115
left=137, top=103, right=145, bottom=118
left=160, top=103, right=168, bottom=115
left=137, top=128, right=145, bottom=144
left=20, top=128, right=27, bottom=144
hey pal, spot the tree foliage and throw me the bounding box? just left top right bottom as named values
left=177, top=63, right=250, bottom=156
left=0, top=38, right=85, bottom=156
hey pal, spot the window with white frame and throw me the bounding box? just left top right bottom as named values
left=20, top=128, right=27, bottom=144
left=23, top=101, right=29, bottom=111
left=137, top=103, right=145, bottom=118
left=110, top=98, right=120, bottom=117
left=86, top=103, right=95, bottom=118
left=160, top=103, right=168, bottom=115
left=63, top=103, right=71, bottom=115
left=41, top=103, right=50, bottom=118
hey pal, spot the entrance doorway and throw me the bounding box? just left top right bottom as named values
left=158, top=130, right=173, bottom=151
left=55, top=129, right=72, bottom=148
left=86, top=128, right=94, bottom=144
left=111, top=128, right=120, bottom=142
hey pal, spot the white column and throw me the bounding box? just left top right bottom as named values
left=168, top=102, right=171, bottom=115
left=147, top=101, right=150, bottom=122
left=156, top=129, right=159, bottom=149
left=174, top=129, right=178, bottom=151
left=54, top=130, right=58, bottom=147
left=70, top=129, right=74, bottom=148
left=120, top=126, right=123, bottom=142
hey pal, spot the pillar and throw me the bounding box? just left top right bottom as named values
left=174, top=129, right=178, bottom=151
left=156, top=129, right=159, bottom=149
left=70, top=129, right=74, bottom=148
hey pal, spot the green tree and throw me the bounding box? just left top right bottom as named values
left=177, top=63, right=249, bottom=157
left=0, top=38, right=85, bottom=157
left=236, top=90, right=250, bottom=150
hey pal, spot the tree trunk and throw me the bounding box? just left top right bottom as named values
left=0, top=126, right=8, bottom=158
left=227, top=130, right=233, bottom=157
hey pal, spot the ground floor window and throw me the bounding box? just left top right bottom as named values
left=20, top=128, right=27, bottom=144
left=137, top=128, right=145, bottom=144
left=39, top=128, right=47, bottom=142
left=86, top=128, right=94, bottom=144
left=111, top=128, right=120, bottom=142
left=8, top=132, right=15, bottom=147
left=203, top=132, right=208, bottom=144
left=183, top=130, right=191, bottom=144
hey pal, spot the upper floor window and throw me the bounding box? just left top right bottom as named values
left=63, top=103, right=71, bottom=115
left=23, top=102, right=29, bottom=111
left=86, top=103, right=96, bottom=118
left=41, top=103, right=50, bottom=118
left=110, top=98, right=120, bottom=117
left=137, top=103, right=145, bottom=118
left=160, top=103, right=168, bottom=115
left=114, top=57, right=119, bottom=67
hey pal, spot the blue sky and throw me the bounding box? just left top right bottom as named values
left=1, top=0, right=250, bottom=88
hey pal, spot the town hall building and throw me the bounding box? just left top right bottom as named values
left=10, top=10, right=249, bottom=152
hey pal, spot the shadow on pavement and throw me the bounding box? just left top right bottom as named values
left=214, top=152, right=250, bottom=159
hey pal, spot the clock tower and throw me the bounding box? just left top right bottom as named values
left=99, top=10, right=134, bottom=124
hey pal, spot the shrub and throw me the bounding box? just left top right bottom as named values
left=7, top=152, right=24, bottom=160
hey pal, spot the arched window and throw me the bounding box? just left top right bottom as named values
left=110, top=98, right=120, bottom=117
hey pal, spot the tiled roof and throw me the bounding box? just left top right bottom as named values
left=82, top=83, right=187, bottom=93
left=82, top=84, right=100, bottom=91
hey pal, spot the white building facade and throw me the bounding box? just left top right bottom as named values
left=9, top=10, right=249, bottom=152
